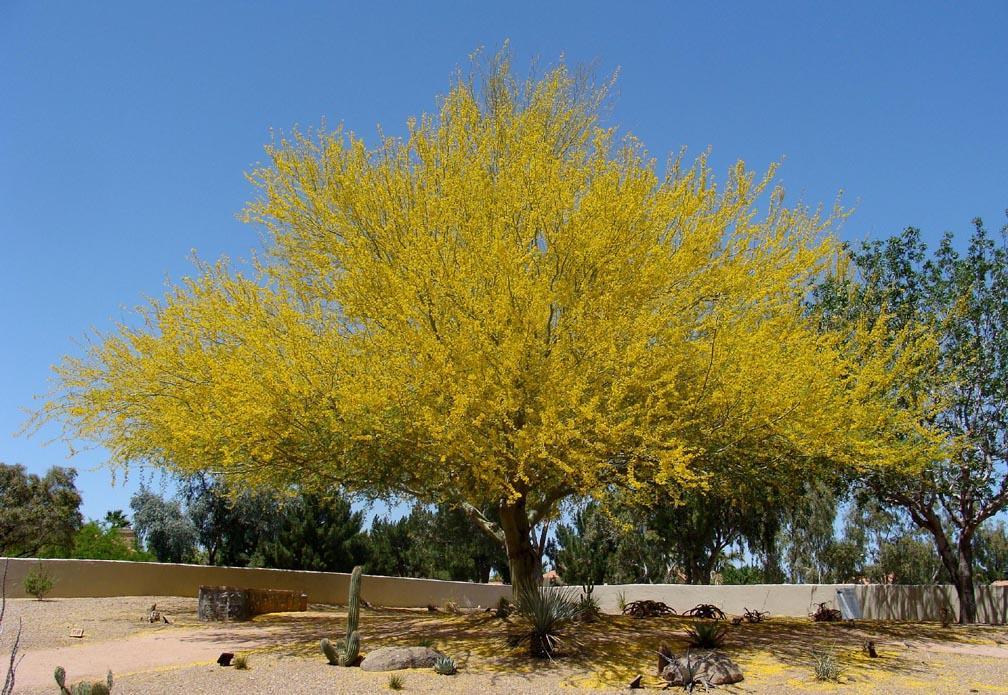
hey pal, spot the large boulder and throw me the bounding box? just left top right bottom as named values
left=360, top=646, right=446, bottom=672
left=661, top=650, right=743, bottom=686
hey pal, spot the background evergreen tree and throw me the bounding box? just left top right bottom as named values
left=258, top=493, right=369, bottom=572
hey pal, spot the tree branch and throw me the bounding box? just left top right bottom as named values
left=460, top=502, right=505, bottom=545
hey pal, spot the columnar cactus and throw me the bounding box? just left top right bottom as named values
left=54, top=666, right=113, bottom=695
left=321, top=565, right=363, bottom=666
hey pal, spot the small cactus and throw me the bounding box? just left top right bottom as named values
left=433, top=655, right=457, bottom=675
left=321, top=565, right=363, bottom=666
left=55, top=666, right=113, bottom=695
left=320, top=637, right=340, bottom=665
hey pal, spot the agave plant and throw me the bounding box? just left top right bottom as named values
left=683, top=620, right=728, bottom=649
left=508, top=584, right=581, bottom=659
left=432, top=655, right=457, bottom=675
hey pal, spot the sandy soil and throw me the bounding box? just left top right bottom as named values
left=4, top=597, right=1008, bottom=693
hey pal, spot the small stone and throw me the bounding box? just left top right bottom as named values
left=217, top=652, right=235, bottom=666
left=69, top=628, right=84, bottom=638
left=360, top=646, right=446, bottom=672
left=661, top=650, right=743, bottom=686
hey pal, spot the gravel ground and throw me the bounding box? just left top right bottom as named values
left=2, top=595, right=199, bottom=652
left=5, top=597, right=1008, bottom=693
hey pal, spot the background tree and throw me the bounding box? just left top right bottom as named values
left=180, top=473, right=278, bottom=566
left=70, top=520, right=153, bottom=561
left=103, top=510, right=129, bottom=529
left=32, top=52, right=937, bottom=593
left=548, top=501, right=620, bottom=585
left=365, top=505, right=510, bottom=582
left=366, top=513, right=427, bottom=579
left=0, top=463, right=82, bottom=557
left=974, top=521, right=1008, bottom=583
left=257, top=492, right=369, bottom=572
left=129, top=489, right=198, bottom=563
left=815, top=217, right=1008, bottom=621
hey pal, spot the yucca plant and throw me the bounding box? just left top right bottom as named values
left=812, top=647, right=841, bottom=682
left=508, top=584, right=581, bottom=659
left=683, top=620, right=728, bottom=649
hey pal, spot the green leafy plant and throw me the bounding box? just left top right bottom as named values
left=812, top=647, right=841, bottom=682
left=387, top=674, right=404, bottom=690
left=54, top=666, right=113, bottom=695
left=508, top=584, right=581, bottom=659
left=616, top=590, right=628, bottom=614
left=23, top=564, right=54, bottom=600
left=233, top=654, right=249, bottom=670
left=683, top=621, right=728, bottom=649
left=433, top=655, right=457, bottom=675
left=321, top=565, right=363, bottom=666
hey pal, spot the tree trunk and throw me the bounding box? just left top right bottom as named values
left=918, top=511, right=978, bottom=624
left=498, top=499, right=541, bottom=598
left=956, top=540, right=978, bottom=624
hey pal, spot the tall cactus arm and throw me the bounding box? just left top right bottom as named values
left=345, top=565, right=362, bottom=643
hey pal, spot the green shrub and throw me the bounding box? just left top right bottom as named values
left=23, top=564, right=54, bottom=600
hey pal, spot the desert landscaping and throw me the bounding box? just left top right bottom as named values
left=5, top=590, right=1008, bottom=694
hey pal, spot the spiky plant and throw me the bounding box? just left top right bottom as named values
left=321, top=565, right=363, bottom=666
left=433, top=655, right=457, bottom=675
left=508, top=584, right=581, bottom=659
left=683, top=621, right=728, bottom=649
left=576, top=583, right=601, bottom=622
left=387, top=674, right=404, bottom=690
left=812, top=647, right=841, bottom=682
left=616, top=591, right=628, bottom=614
left=54, top=666, right=113, bottom=695
left=233, top=654, right=249, bottom=670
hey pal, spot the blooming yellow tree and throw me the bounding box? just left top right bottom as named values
left=32, top=53, right=938, bottom=591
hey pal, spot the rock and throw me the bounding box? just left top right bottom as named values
left=661, top=650, right=743, bottom=686
left=360, top=646, right=446, bottom=672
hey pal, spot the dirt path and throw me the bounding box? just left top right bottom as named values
left=15, top=624, right=280, bottom=690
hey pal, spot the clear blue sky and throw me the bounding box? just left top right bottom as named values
left=2, top=1, right=1006, bottom=522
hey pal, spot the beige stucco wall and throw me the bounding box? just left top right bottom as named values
left=0, top=558, right=511, bottom=609
left=3, top=558, right=1005, bottom=623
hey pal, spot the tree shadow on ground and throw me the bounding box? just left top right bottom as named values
left=180, top=606, right=1008, bottom=689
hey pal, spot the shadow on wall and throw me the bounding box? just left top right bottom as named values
left=858, top=585, right=1008, bottom=624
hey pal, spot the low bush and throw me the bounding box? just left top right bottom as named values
left=23, top=565, right=54, bottom=600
